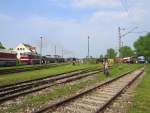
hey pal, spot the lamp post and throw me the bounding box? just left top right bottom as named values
left=88, top=36, right=90, bottom=58
left=40, top=36, right=43, bottom=64
left=62, top=48, right=63, bottom=58
left=54, top=45, right=56, bottom=56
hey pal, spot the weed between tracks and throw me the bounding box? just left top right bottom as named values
left=128, top=64, right=150, bottom=113
left=0, top=63, right=61, bottom=70
left=0, top=64, right=143, bottom=113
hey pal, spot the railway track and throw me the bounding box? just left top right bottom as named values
left=0, top=67, right=105, bottom=103
left=0, top=66, right=100, bottom=90
left=0, top=63, right=67, bottom=75
left=0, top=67, right=101, bottom=89
left=33, top=68, right=144, bottom=113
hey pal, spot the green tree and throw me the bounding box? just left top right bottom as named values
left=134, top=33, right=150, bottom=57
left=120, top=46, right=134, bottom=57
left=0, top=42, right=5, bottom=49
left=107, top=48, right=117, bottom=59
left=134, top=33, right=150, bottom=62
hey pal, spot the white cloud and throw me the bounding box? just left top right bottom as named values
left=89, top=10, right=128, bottom=23
left=72, top=0, right=121, bottom=8
left=48, top=0, right=72, bottom=8
left=48, top=0, right=121, bottom=9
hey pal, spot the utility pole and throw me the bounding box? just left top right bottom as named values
left=40, top=36, right=43, bottom=64
left=118, top=26, right=138, bottom=57
left=54, top=45, right=56, bottom=56
left=122, top=42, right=124, bottom=47
left=118, top=27, right=122, bottom=57
left=88, top=36, right=90, bottom=58
left=62, top=48, right=64, bottom=58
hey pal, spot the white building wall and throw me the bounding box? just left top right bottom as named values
left=14, top=43, right=35, bottom=59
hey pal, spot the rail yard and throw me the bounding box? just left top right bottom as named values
left=0, top=41, right=148, bottom=113
left=1, top=0, right=150, bottom=113
left=0, top=63, right=147, bottom=113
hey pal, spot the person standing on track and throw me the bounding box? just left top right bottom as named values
left=103, top=59, right=109, bottom=76
left=72, top=58, right=76, bottom=66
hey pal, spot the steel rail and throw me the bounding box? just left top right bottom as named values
left=0, top=66, right=99, bottom=90
left=0, top=66, right=101, bottom=92
left=32, top=68, right=144, bottom=113
left=94, top=69, right=144, bottom=113
left=0, top=68, right=102, bottom=103
left=0, top=69, right=100, bottom=96
left=0, top=63, right=66, bottom=75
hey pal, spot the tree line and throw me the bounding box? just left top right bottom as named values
left=102, top=32, right=150, bottom=62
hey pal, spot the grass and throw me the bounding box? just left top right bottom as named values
left=0, top=63, right=143, bottom=113
left=128, top=64, right=150, bottom=113
left=0, top=63, right=51, bottom=70
left=0, top=63, right=66, bottom=70
left=109, top=63, right=143, bottom=77
left=0, top=63, right=99, bottom=86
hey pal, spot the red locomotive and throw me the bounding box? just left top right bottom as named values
left=0, top=49, right=17, bottom=66
left=19, top=52, right=41, bottom=64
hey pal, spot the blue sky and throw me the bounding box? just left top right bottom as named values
left=0, top=0, right=149, bottom=57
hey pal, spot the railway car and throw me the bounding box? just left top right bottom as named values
left=117, top=57, right=137, bottom=64
left=130, top=56, right=138, bottom=64
left=137, top=56, right=147, bottom=64
left=43, top=55, right=65, bottom=64
left=114, top=58, right=124, bottom=63
left=43, top=55, right=56, bottom=63
left=41, top=56, right=48, bottom=64
left=19, top=52, right=41, bottom=64
left=53, top=55, right=63, bottom=63
left=123, top=57, right=131, bottom=63
left=0, top=49, right=17, bottom=66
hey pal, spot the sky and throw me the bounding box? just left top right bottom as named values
left=0, top=0, right=149, bottom=58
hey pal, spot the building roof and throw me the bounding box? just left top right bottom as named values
left=0, top=49, right=16, bottom=54
left=14, top=43, right=37, bottom=54
left=23, top=43, right=36, bottom=50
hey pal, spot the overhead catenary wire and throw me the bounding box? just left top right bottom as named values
left=120, top=0, right=129, bottom=15
left=120, top=0, right=135, bottom=25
